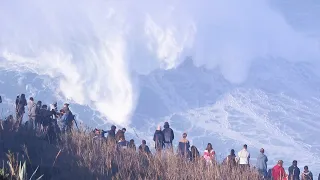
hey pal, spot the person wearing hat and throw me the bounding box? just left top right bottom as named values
left=256, top=148, right=268, bottom=178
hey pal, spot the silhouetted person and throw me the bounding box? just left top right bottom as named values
left=106, top=125, right=117, bottom=144
left=162, top=122, right=174, bottom=150
left=190, top=145, right=200, bottom=162
left=224, top=149, right=236, bottom=168
left=153, top=125, right=164, bottom=152
left=139, top=140, right=151, bottom=155
left=39, top=105, right=53, bottom=132
left=115, top=128, right=126, bottom=142
left=61, top=105, right=76, bottom=133
left=177, top=133, right=190, bottom=159
left=35, top=101, right=42, bottom=129
left=16, top=94, right=27, bottom=126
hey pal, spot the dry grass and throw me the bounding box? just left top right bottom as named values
left=1, top=119, right=262, bottom=180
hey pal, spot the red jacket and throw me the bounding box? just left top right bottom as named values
left=272, top=165, right=287, bottom=180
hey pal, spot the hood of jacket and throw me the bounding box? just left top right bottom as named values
left=257, top=153, right=266, bottom=159
left=164, top=122, right=170, bottom=128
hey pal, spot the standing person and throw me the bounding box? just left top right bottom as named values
left=35, top=101, right=42, bottom=129
left=27, top=97, right=36, bottom=130
left=224, top=149, right=236, bottom=168
left=288, top=160, right=300, bottom=180
left=106, top=125, right=117, bottom=145
left=177, top=133, right=190, bottom=159
left=39, top=105, right=53, bottom=133
left=117, top=136, right=129, bottom=150
left=15, top=95, right=20, bottom=113
left=256, top=148, right=268, bottom=178
left=301, top=166, right=313, bottom=180
left=272, top=160, right=287, bottom=180
left=138, top=140, right=151, bottom=155
left=190, top=146, right=200, bottom=162
left=16, top=94, right=27, bottom=127
left=203, top=143, right=215, bottom=165
left=115, top=128, right=126, bottom=142
left=153, top=125, right=164, bottom=153
left=162, top=122, right=174, bottom=151
left=237, top=144, right=250, bottom=169
left=60, top=104, right=76, bottom=133
left=50, top=102, right=59, bottom=120
left=128, top=139, right=136, bottom=151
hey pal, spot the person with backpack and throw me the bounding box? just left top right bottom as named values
left=203, top=143, right=215, bottom=165
left=256, top=148, right=268, bottom=178
left=16, top=94, right=27, bottom=126
left=153, top=125, right=164, bottom=153
left=27, top=97, right=36, bottom=130
left=61, top=105, right=76, bottom=133
left=177, top=133, right=191, bottom=159
left=223, top=149, right=236, bottom=168
left=162, top=122, right=174, bottom=151
left=288, top=160, right=300, bottom=180
left=138, top=140, right=151, bottom=155
left=301, top=166, right=313, bottom=180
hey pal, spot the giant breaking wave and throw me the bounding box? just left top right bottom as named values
left=0, top=0, right=319, bottom=125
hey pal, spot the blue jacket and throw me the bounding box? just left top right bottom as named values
left=256, top=153, right=268, bottom=171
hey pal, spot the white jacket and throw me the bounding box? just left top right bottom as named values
left=238, top=149, right=250, bottom=165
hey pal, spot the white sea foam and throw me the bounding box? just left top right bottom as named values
left=0, top=0, right=319, bottom=125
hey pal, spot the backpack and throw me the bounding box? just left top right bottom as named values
left=163, top=129, right=172, bottom=143
left=267, top=169, right=272, bottom=179
left=155, top=133, right=163, bottom=149
left=0, top=96, right=2, bottom=103
left=66, top=111, right=75, bottom=123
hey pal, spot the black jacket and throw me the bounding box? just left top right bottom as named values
left=153, top=130, right=164, bottom=150
left=288, top=165, right=300, bottom=180
left=162, top=127, right=174, bottom=143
